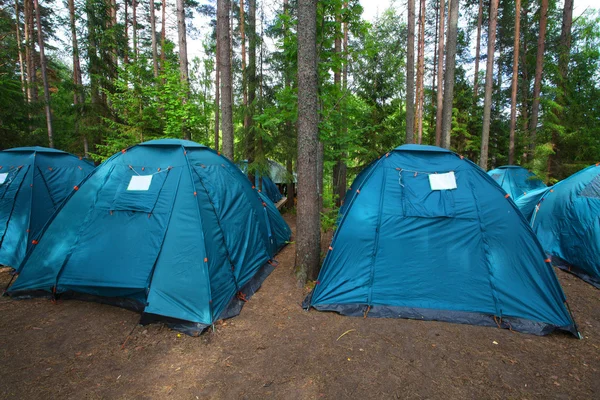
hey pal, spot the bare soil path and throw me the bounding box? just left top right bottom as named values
left=1, top=214, right=599, bottom=399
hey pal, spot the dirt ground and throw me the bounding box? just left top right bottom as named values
left=1, top=214, right=599, bottom=399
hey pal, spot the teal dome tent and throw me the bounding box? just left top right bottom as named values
left=304, top=145, right=579, bottom=337
left=9, top=139, right=291, bottom=334
left=529, top=164, right=600, bottom=289
left=488, top=165, right=546, bottom=199
left=0, top=147, right=94, bottom=269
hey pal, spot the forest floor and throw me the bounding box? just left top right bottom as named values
left=1, top=214, right=599, bottom=399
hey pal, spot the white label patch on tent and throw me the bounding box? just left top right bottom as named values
left=0, top=173, right=8, bottom=185
left=429, top=172, right=457, bottom=190
left=127, top=175, right=153, bottom=191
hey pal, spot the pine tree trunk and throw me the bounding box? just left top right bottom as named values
left=14, top=0, right=26, bottom=97
left=473, top=0, right=483, bottom=98
left=548, top=0, right=573, bottom=176
left=124, top=0, right=129, bottom=65
left=406, top=0, right=415, bottom=144
left=479, top=0, right=499, bottom=170
left=161, top=0, right=166, bottom=72
left=218, top=0, right=234, bottom=159
left=508, top=0, right=521, bottom=165
left=214, top=35, right=220, bottom=152
left=150, top=0, right=159, bottom=78
left=69, top=0, right=87, bottom=156
left=528, top=0, right=548, bottom=156
left=296, top=0, right=320, bottom=284
left=435, top=0, right=445, bottom=146
left=415, top=0, right=425, bottom=144
left=430, top=0, right=438, bottom=141
left=33, top=0, right=53, bottom=147
left=24, top=0, right=36, bottom=103
left=133, top=0, right=138, bottom=61
left=283, top=0, right=296, bottom=210
left=338, top=0, right=347, bottom=205
left=333, top=5, right=343, bottom=205
left=240, top=0, right=248, bottom=131
left=177, top=0, right=190, bottom=140
left=441, top=0, right=458, bottom=149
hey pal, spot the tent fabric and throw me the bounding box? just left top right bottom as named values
left=528, top=164, right=600, bottom=289
left=237, top=160, right=284, bottom=203
left=515, top=186, right=551, bottom=221
left=0, top=147, right=94, bottom=269
left=9, top=139, right=291, bottom=334
left=488, top=165, right=546, bottom=200
left=303, top=144, right=579, bottom=337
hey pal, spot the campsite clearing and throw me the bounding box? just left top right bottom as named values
left=1, top=215, right=599, bottom=399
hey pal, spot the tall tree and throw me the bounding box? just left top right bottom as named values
left=479, top=0, right=499, bottom=170
left=296, top=0, right=320, bottom=284
left=508, top=0, right=521, bottom=164
left=415, top=0, right=425, bottom=143
left=161, top=0, right=166, bottom=71
left=405, top=0, right=415, bottom=144
left=218, top=0, right=234, bottom=158
left=246, top=0, right=257, bottom=165
left=177, top=0, right=190, bottom=139
left=133, top=0, right=138, bottom=60
left=14, top=0, right=26, bottom=96
left=24, top=0, right=36, bottom=103
left=434, top=0, right=445, bottom=146
left=441, top=0, right=458, bottom=149
left=240, top=0, right=248, bottom=131
left=33, top=0, right=53, bottom=147
left=528, top=0, right=548, bottom=155
left=549, top=0, right=573, bottom=174
left=150, top=0, right=159, bottom=78
left=214, top=34, right=220, bottom=151
left=333, top=2, right=345, bottom=206
left=69, top=0, right=87, bottom=155
left=473, top=0, right=483, bottom=98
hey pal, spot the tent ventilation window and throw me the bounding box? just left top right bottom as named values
left=0, top=173, right=8, bottom=185
left=580, top=175, right=600, bottom=199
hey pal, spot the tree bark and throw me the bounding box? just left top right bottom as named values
left=473, top=0, right=483, bottom=98
left=177, top=0, right=189, bottom=84
left=33, top=0, right=53, bottom=147
left=14, top=0, right=26, bottom=97
left=548, top=0, right=573, bottom=175
left=24, top=0, right=36, bottom=103
left=415, top=0, right=425, bottom=144
left=124, top=0, right=129, bottom=65
left=218, top=0, right=234, bottom=159
left=214, top=35, right=220, bottom=152
left=441, top=0, right=458, bottom=149
left=69, top=0, right=87, bottom=156
left=133, top=0, right=138, bottom=61
left=405, top=0, right=415, bottom=144
left=240, top=0, right=248, bottom=130
left=150, top=0, right=159, bottom=78
left=479, top=0, right=499, bottom=170
left=508, top=0, right=521, bottom=165
left=528, top=0, right=548, bottom=155
left=296, top=0, right=320, bottom=284
left=161, top=0, right=166, bottom=72
left=246, top=0, right=258, bottom=167
left=333, top=3, right=345, bottom=206
left=177, top=0, right=190, bottom=140
left=435, top=0, right=445, bottom=146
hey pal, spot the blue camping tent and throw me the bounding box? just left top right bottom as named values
left=528, top=164, right=600, bottom=289
left=488, top=165, right=546, bottom=199
left=9, top=139, right=291, bottom=334
left=515, top=186, right=551, bottom=221
left=0, top=147, right=94, bottom=269
left=237, top=160, right=284, bottom=203
left=304, top=145, right=579, bottom=337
